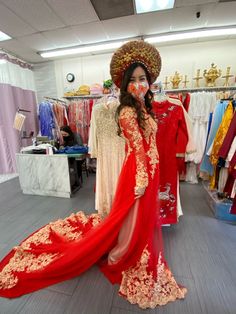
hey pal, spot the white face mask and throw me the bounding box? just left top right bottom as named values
left=127, top=81, right=149, bottom=101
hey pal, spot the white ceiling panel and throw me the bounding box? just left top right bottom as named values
left=46, top=0, right=99, bottom=26
left=1, top=0, right=65, bottom=31
left=135, top=10, right=174, bottom=35
left=71, top=21, right=109, bottom=44
left=17, top=33, right=57, bottom=51
left=0, top=3, right=35, bottom=37
left=175, top=0, right=218, bottom=7
left=169, top=4, right=216, bottom=32
left=207, top=2, right=236, bottom=27
left=102, top=15, right=139, bottom=40
left=42, top=27, right=81, bottom=48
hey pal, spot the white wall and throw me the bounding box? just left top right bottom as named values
left=35, top=38, right=236, bottom=99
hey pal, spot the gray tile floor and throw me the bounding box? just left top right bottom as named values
left=0, top=175, right=235, bottom=314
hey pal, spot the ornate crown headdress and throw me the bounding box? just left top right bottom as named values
left=110, top=40, right=162, bottom=88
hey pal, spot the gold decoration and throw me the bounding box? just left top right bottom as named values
left=170, top=71, right=182, bottom=89
left=182, top=75, right=189, bottom=88
left=110, top=41, right=162, bottom=88
left=222, top=66, right=234, bottom=87
left=193, top=69, right=203, bottom=88
left=203, top=63, right=221, bottom=87
left=163, top=76, right=170, bottom=89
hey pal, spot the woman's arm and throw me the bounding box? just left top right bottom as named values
left=119, top=107, right=148, bottom=197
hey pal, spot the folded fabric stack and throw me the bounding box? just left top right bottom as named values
left=90, top=83, right=103, bottom=95
left=56, top=145, right=88, bottom=154
left=77, top=85, right=90, bottom=95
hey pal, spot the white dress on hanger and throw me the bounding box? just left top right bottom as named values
left=88, top=96, right=125, bottom=217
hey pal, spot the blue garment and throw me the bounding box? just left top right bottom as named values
left=38, top=101, right=55, bottom=139
left=200, top=100, right=229, bottom=175
left=56, top=145, right=88, bottom=154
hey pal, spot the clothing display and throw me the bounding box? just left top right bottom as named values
left=88, top=96, right=125, bottom=216
left=0, top=106, right=186, bottom=308
left=209, top=101, right=234, bottom=189
left=68, top=99, right=95, bottom=144
left=38, top=100, right=68, bottom=141
left=200, top=100, right=229, bottom=176
left=153, top=99, right=188, bottom=224
left=2, top=3, right=236, bottom=312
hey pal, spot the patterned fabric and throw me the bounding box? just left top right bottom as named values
left=88, top=96, right=125, bottom=216
left=127, top=82, right=149, bottom=102
left=110, top=41, right=161, bottom=88
left=38, top=101, right=55, bottom=139
left=153, top=100, right=188, bottom=224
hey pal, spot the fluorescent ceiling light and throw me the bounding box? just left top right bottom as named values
left=145, top=28, right=236, bottom=43
left=0, top=59, right=7, bottom=64
left=0, top=30, right=11, bottom=41
left=135, top=0, right=175, bottom=14
left=40, top=41, right=126, bottom=58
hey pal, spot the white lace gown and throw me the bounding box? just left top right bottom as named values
left=88, top=96, right=125, bottom=216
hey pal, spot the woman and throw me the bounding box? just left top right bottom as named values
left=60, top=125, right=83, bottom=147
left=0, top=41, right=186, bottom=308
left=60, top=125, right=76, bottom=147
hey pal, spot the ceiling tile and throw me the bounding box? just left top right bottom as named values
left=102, top=15, right=139, bottom=40
left=135, top=11, right=173, bottom=35
left=17, top=33, right=57, bottom=51
left=0, top=38, right=41, bottom=62
left=0, top=3, right=35, bottom=37
left=206, top=2, right=236, bottom=27
left=91, top=0, right=134, bottom=20
left=1, top=0, right=65, bottom=31
left=169, top=4, right=216, bottom=32
left=42, top=27, right=81, bottom=48
left=46, top=0, right=99, bottom=26
left=71, top=21, right=109, bottom=44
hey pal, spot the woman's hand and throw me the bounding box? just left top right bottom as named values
left=134, top=186, right=146, bottom=199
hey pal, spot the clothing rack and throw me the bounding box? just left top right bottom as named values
left=44, top=96, right=66, bottom=104
left=162, top=86, right=236, bottom=93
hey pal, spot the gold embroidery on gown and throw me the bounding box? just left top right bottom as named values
left=119, top=247, right=187, bottom=309
left=119, top=107, right=149, bottom=190
left=0, top=212, right=101, bottom=290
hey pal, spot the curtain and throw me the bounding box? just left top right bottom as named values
left=0, top=54, right=38, bottom=174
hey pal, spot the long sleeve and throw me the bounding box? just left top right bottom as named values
left=88, top=107, right=98, bottom=158
left=119, top=107, right=148, bottom=190
left=176, top=107, right=189, bottom=156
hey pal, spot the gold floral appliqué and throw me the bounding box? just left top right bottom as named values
left=119, top=247, right=187, bottom=309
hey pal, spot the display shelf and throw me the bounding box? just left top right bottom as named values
left=163, top=86, right=236, bottom=93
left=63, top=94, right=104, bottom=99
left=202, top=181, right=236, bottom=223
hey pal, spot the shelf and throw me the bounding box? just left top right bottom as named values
left=63, top=94, right=105, bottom=99
left=163, top=86, right=236, bottom=93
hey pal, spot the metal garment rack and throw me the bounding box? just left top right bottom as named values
left=162, top=86, right=236, bottom=93
left=44, top=96, right=67, bottom=104
left=63, top=95, right=104, bottom=99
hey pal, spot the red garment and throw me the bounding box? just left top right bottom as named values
left=153, top=100, right=188, bottom=224
left=68, top=100, right=90, bottom=144
left=218, top=111, right=236, bottom=159
left=0, top=107, right=186, bottom=308
left=182, top=93, right=191, bottom=112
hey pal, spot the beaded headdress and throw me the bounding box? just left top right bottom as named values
left=110, top=40, right=161, bottom=88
